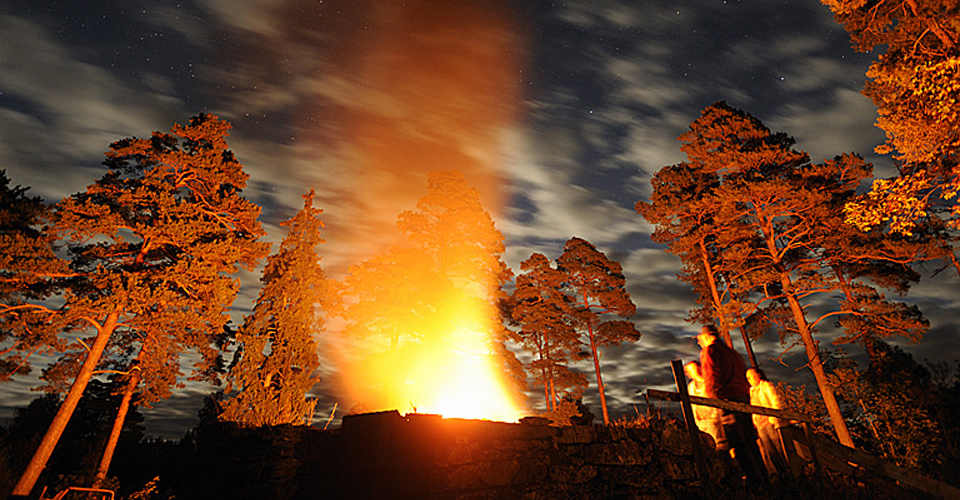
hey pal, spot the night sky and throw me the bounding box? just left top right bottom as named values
left=2, top=0, right=958, bottom=437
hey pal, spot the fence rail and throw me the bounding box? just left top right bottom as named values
left=645, top=388, right=814, bottom=423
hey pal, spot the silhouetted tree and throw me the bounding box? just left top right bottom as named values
left=221, top=190, right=327, bottom=427
left=556, top=237, right=641, bottom=425
left=833, top=341, right=949, bottom=474
left=0, top=381, right=145, bottom=497
left=10, top=114, right=268, bottom=497
left=179, top=391, right=228, bottom=451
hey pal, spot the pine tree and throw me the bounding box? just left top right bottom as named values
left=221, top=190, right=327, bottom=427
left=695, top=103, right=854, bottom=446
left=645, top=102, right=929, bottom=447
left=556, top=237, right=641, bottom=425
left=511, top=253, right=586, bottom=412
left=820, top=0, right=960, bottom=237
left=0, top=171, right=70, bottom=380
left=0, top=381, right=146, bottom=497
left=833, top=341, right=945, bottom=471
left=637, top=150, right=763, bottom=363
left=10, top=114, right=268, bottom=497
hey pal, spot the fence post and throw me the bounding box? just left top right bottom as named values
left=802, top=422, right=824, bottom=477
left=671, top=359, right=711, bottom=494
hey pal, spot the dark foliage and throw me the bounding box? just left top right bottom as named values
left=0, top=381, right=147, bottom=498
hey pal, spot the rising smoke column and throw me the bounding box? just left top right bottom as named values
left=333, top=0, right=526, bottom=255
left=295, top=0, right=529, bottom=418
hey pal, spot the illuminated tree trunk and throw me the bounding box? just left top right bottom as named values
left=758, top=207, right=854, bottom=446
left=92, top=367, right=140, bottom=489
left=543, top=381, right=551, bottom=412
left=548, top=378, right=557, bottom=411
left=537, top=340, right=552, bottom=412
left=556, top=237, right=640, bottom=427
left=697, top=239, right=733, bottom=347
left=734, top=315, right=758, bottom=369
left=12, top=310, right=119, bottom=497
left=696, top=231, right=759, bottom=367
left=543, top=344, right=557, bottom=412
left=584, top=320, right=609, bottom=425
left=738, top=332, right=757, bottom=368
left=779, top=274, right=855, bottom=447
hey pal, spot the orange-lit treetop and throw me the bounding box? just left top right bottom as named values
left=222, top=189, right=328, bottom=427
left=8, top=114, right=270, bottom=497
left=821, top=0, right=960, bottom=237
left=46, top=113, right=270, bottom=403
left=642, top=101, right=930, bottom=448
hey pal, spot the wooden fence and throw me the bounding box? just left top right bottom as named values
left=643, top=359, right=960, bottom=500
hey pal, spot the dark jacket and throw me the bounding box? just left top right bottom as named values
left=700, top=340, right=750, bottom=403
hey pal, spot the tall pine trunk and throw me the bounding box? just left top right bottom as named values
left=698, top=239, right=732, bottom=347
left=586, top=324, right=609, bottom=425
left=780, top=276, right=855, bottom=447
left=92, top=368, right=140, bottom=489
left=736, top=321, right=758, bottom=369
left=697, top=239, right=758, bottom=367
left=12, top=310, right=120, bottom=497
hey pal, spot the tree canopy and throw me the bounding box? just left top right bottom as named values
left=641, top=101, right=929, bottom=447
left=556, top=237, right=641, bottom=425
left=638, top=107, right=774, bottom=361
left=7, top=113, right=269, bottom=497
left=821, top=0, right=960, bottom=236
left=0, top=170, right=69, bottom=380
left=221, top=190, right=327, bottom=427
left=510, top=252, right=586, bottom=413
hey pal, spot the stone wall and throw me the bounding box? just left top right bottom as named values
left=173, top=411, right=741, bottom=500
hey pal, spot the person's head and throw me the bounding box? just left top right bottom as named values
left=696, top=324, right=719, bottom=349
left=746, top=367, right=767, bottom=386
left=684, top=361, right=702, bottom=382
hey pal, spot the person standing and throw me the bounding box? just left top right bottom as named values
left=697, top=324, right=767, bottom=487
left=748, top=367, right=788, bottom=476
left=684, top=360, right=721, bottom=447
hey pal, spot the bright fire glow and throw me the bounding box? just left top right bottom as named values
left=339, top=299, right=526, bottom=422
left=310, top=0, right=529, bottom=423
left=406, top=327, right=523, bottom=422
